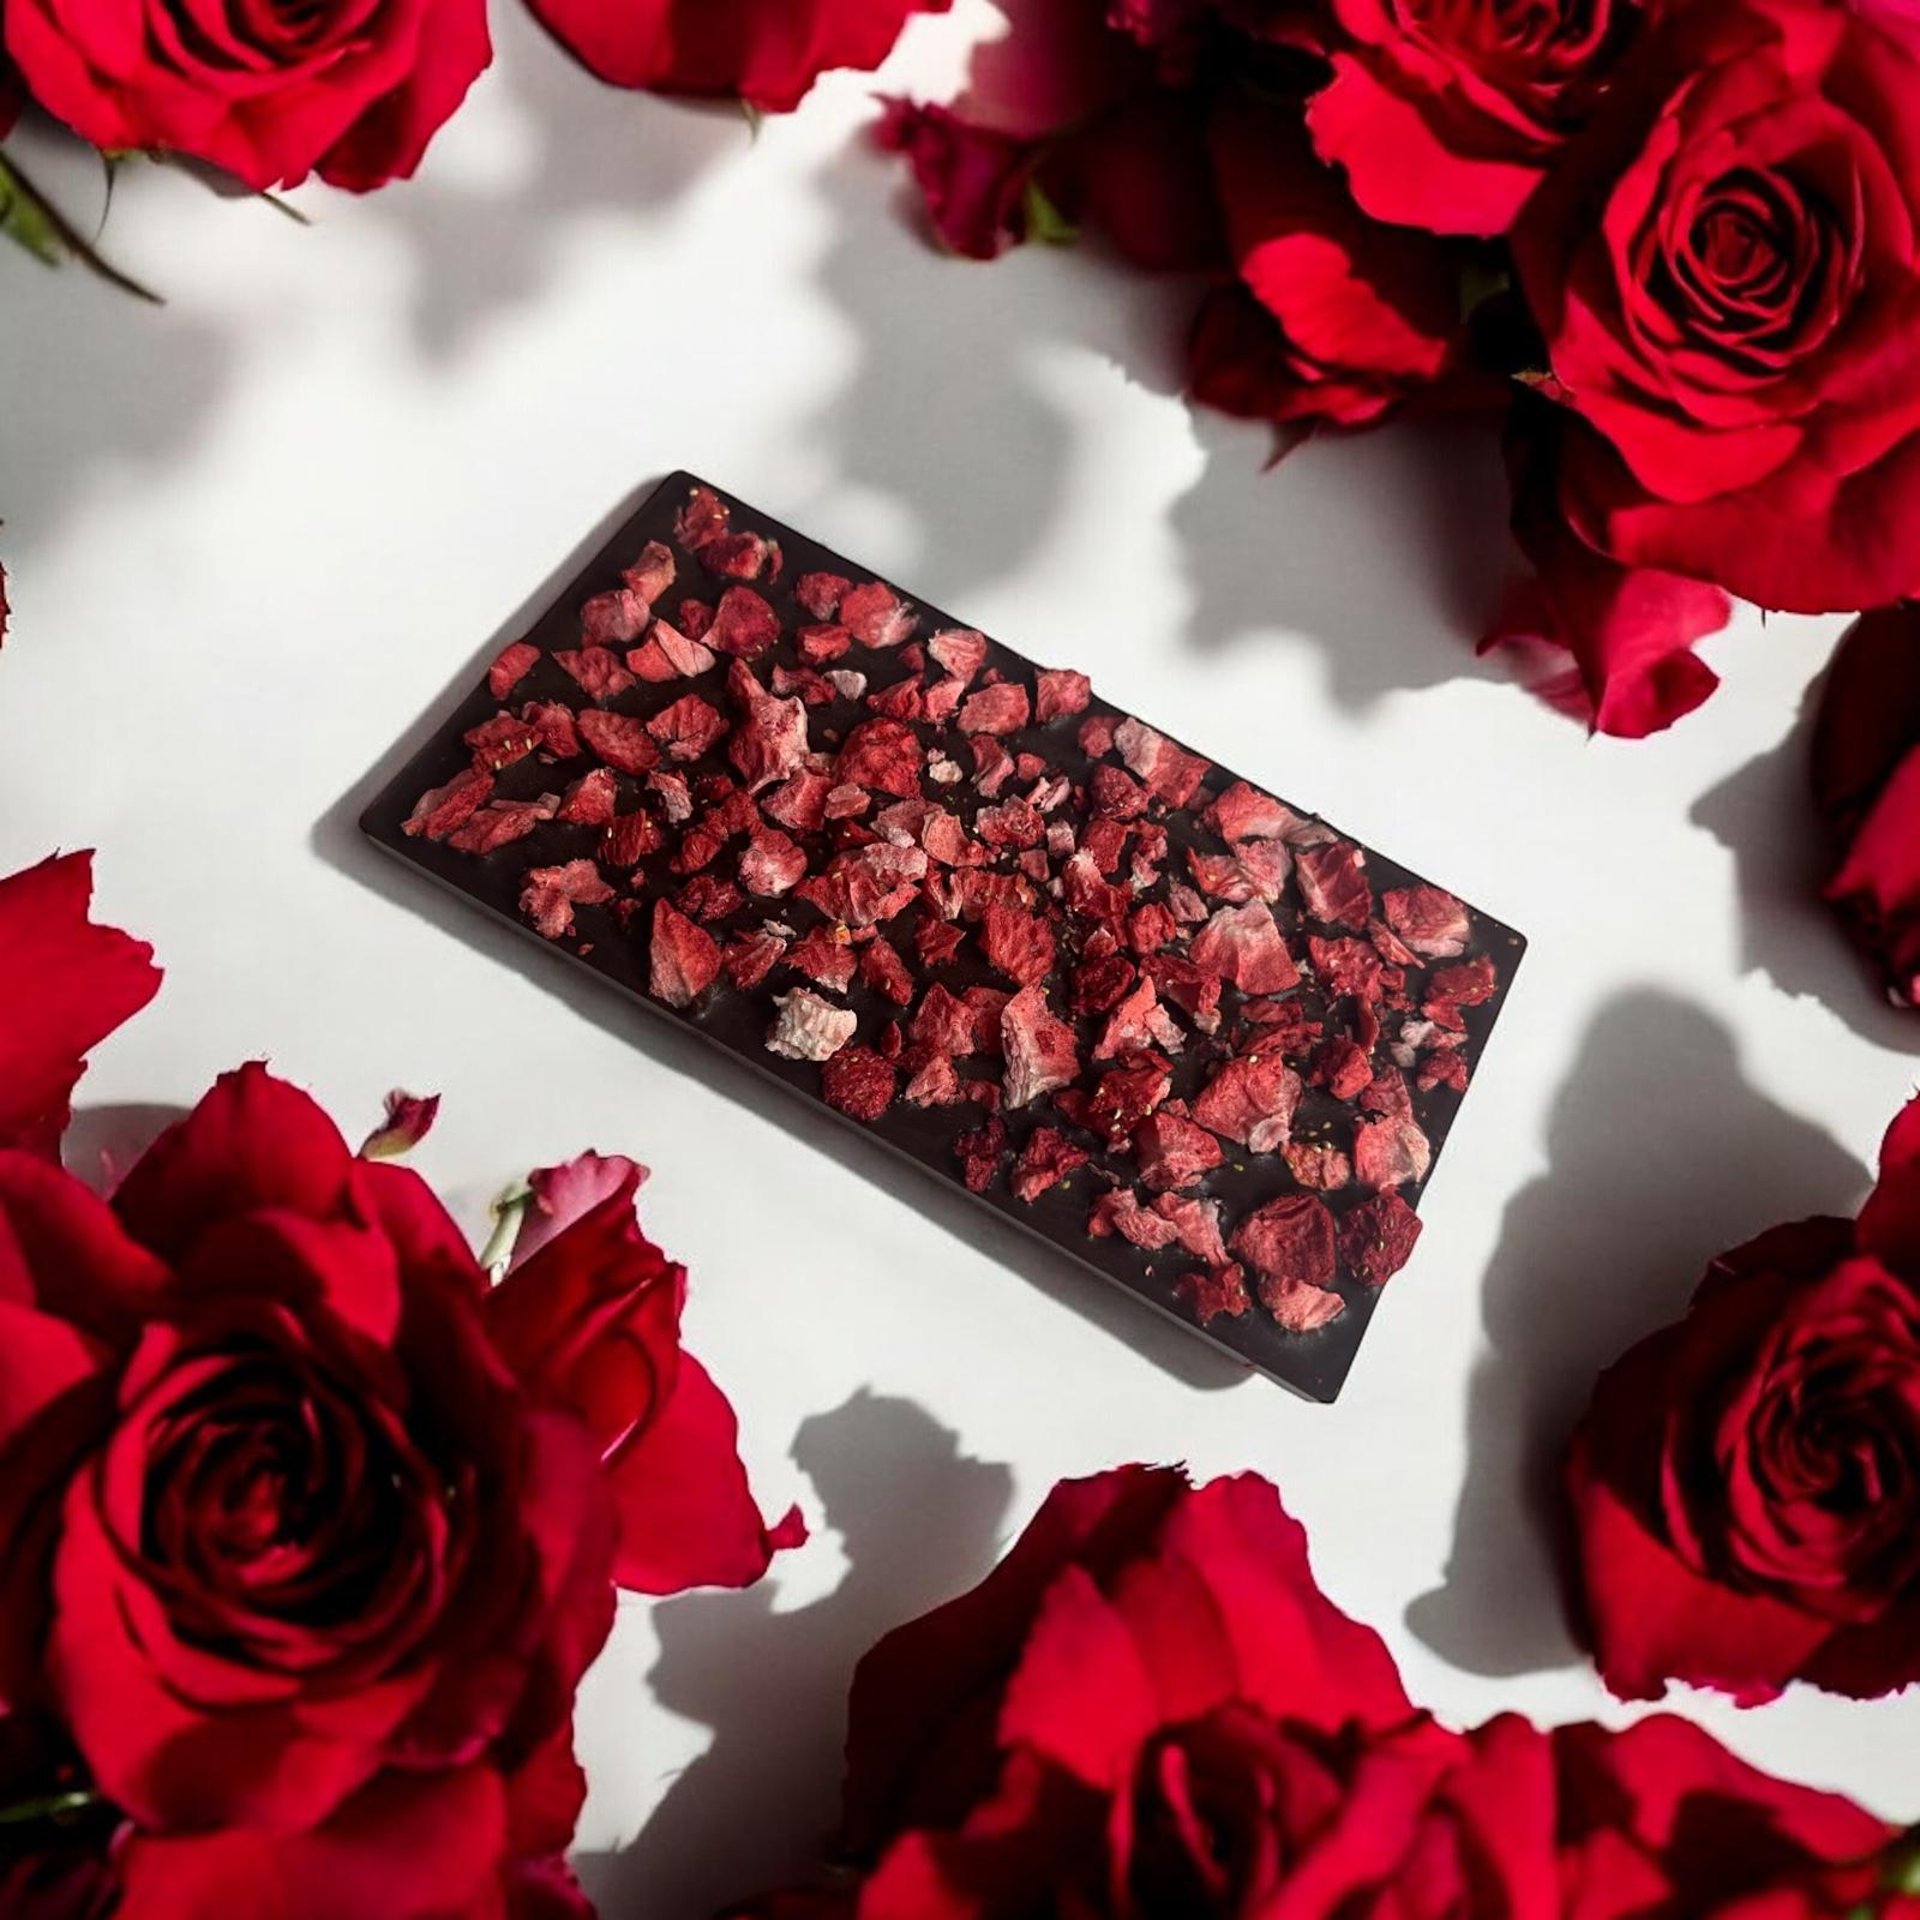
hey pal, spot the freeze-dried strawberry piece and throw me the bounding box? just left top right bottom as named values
left=1087, top=1058, right=1173, bottom=1141
left=1369, top=917, right=1421, bottom=968
left=1176, top=1263, right=1251, bottom=1325
left=1193, top=1055, right=1301, bottom=1151
left=903, top=1055, right=964, bottom=1107
left=1089, top=764, right=1149, bottom=821
left=675, top=485, right=729, bottom=549
left=1284, top=1141, right=1352, bottom=1190
left=1309, top=935, right=1384, bottom=1003
left=836, top=718, right=923, bottom=799
left=1069, top=952, right=1137, bottom=1019
left=822, top=1046, right=896, bottom=1122
left=954, top=1115, right=1006, bottom=1192
left=647, top=694, right=729, bottom=763
left=1338, top=1190, right=1423, bottom=1286
left=647, top=771, right=693, bottom=823
left=1418, top=1050, right=1469, bottom=1094
left=520, top=858, right=613, bottom=940
left=796, top=573, right=848, bottom=621
left=1078, top=713, right=1117, bottom=758
left=1151, top=1191, right=1230, bottom=1265
left=554, top=647, right=636, bottom=702
left=787, top=925, right=858, bottom=993
left=762, top=768, right=831, bottom=834
left=981, top=904, right=1055, bottom=987
left=967, top=735, right=1014, bottom=798
left=580, top=587, right=652, bottom=648
left=825, top=784, right=872, bottom=821
left=676, top=875, right=743, bottom=921
left=859, top=936, right=915, bottom=1006
left=796, top=623, right=852, bottom=666
left=839, top=581, right=917, bottom=648
left=1361, top=1065, right=1414, bottom=1119
left=1424, top=953, right=1497, bottom=1024
left=1295, top=841, right=1371, bottom=930
left=1061, top=852, right=1129, bottom=932
left=1011, top=1128, right=1091, bottom=1203
left=975, top=799, right=1044, bottom=851
left=1355, top=1115, right=1431, bottom=1191
left=1232, top=1194, right=1337, bottom=1294
left=626, top=620, right=718, bottom=682
left=671, top=824, right=724, bottom=877
left=910, top=983, right=978, bottom=1060
left=953, top=870, right=1037, bottom=923
left=1035, top=667, right=1092, bottom=721
left=722, top=927, right=787, bottom=990
left=958, top=682, right=1030, bottom=736
left=799, top=845, right=928, bottom=928
left=446, top=794, right=559, bottom=853
left=725, top=667, right=808, bottom=794
left=1001, top=986, right=1078, bottom=1108
left=766, top=989, right=857, bottom=1061
left=1090, top=1187, right=1182, bottom=1251
left=705, top=586, right=779, bottom=658
left=403, top=767, right=493, bottom=839
left=1095, top=978, right=1185, bottom=1061
left=1264, top=1278, right=1347, bottom=1334
left=1127, top=903, right=1179, bottom=956
left=465, top=712, right=538, bottom=771
left=680, top=600, right=716, bottom=640
left=916, top=675, right=962, bottom=725
left=648, top=900, right=721, bottom=1008
left=738, top=826, right=806, bottom=897
left=555, top=768, right=619, bottom=825
left=1079, top=818, right=1129, bottom=875
left=1134, top=1111, right=1222, bottom=1193
left=1320, top=1038, right=1372, bottom=1102
left=488, top=641, right=540, bottom=700
left=1167, top=884, right=1208, bottom=924
left=860, top=674, right=918, bottom=723
left=577, top=709, right=658, bottom=775
left=928, top=628, right=989, bottom=682
left=1382, top=884, right=1470, bottom=959
left=623, top=540, right=676, bottom=602
left=520, top=702, right=583, bottom=759
left=602, top=810, right=661, bottom=869
left=915, top=918, right=967, bottom=971
left=699, top=532, right=770, bottom=580
left=1206, top=781, right=1298, bottom=845
left=1190, top=901, right=1299, bottom=995
left=962, top=986, right=1011, bottom=1053
left=1237, top=993, right=1311, bottom=1051
left=1113, top=718, right=1210, bottom=808
left=1188, top=840, right=1290, bottom=904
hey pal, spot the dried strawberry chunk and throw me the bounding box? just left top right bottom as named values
left=1090, top=1188, right=1182, bottom=1251
left=1189, top=901, right=1300, bottom=995
left=767, top=988, right=858, bottom=1061
left=1084, top=1058, right=1171, bottom=1142
left=980, top=904, right=1056, bottom=987
left=835, top=718, right=923, bottom=799
left=822, top=1046, right=896, bottom=1122
left=1264, top=1277, right=1347, bottom=1333
left=1176, top=1263, right=1252, bottom=1325
left=699, top=532, right=770, bottom=580
left=580, top=587, right=651, bottom=648
left=915, top=918, right=967, bottom=971
left=646, top=694, right=728, bottom=763
left=1309, top=936, right=1385, bottom=1004
left=839, top=581, right=917, bottom=648
left=1206, top=781, right=1297, bottom=844
left=1354, top=1115, right=1432, bottom=1191
left=602, top=809, right=663, bottom=866
left=675, top=486, right=729, bottom=549
left=1231, top=1193, right=1338, bottom=1303
left=1424, top=953, right=1497, bottom=1025
left=1111, top=718, right=1209, bottom=807
left=723, top=927, right=787, bottom=991
left=859, top=936, right=915, bottom=1006
left=1338, top=1190, right=1423, bottom=1286
left=927, top=628, right=989, bottom=682
left=1078, top=713, right=1118, bottom=758
left=623, top=541, right=676, bottom=602
left=724, top=667, right=808, bottom=794
left=909, top=985, right=979, bottom=1060
left=1034, top=667, right=1092, bottom=721
left=787, top=925, right=858, bottom=993
left=1089, top=765, right=1149, bottom=821
left=950, top=1115, right=1005, bottom=1192
left=465, top=712, right=538, bottom=772
left=796, top=573, right=848, bottom=621
left=1295, top=841, right=1371, bottom=930
left=555, top=768, right=619, bottom=825
left=739, top=826, right=807, bottom=897
left=554, top=647, right=635, bottom=702
left=520, top=702, right=582, bottom=759
left=1188, top=840, right=1289, bottom=904
left=1320, top=1038, right=1373, bottom=1102
left=958, top=682, right=1030, bottom=736
left=648, top=900, right=721, bottom=1007
left=446, top=794, right=558, bottom=853
left=403, top=768, right=493, bottom=840
left=975, top=798, right=1044, bottom=850
left=798, top=845, right=928, bottom=928
left=1134, top=1111, right=1223, bottom=1193
left=520, top=859, right=613, bottom=940
left=706, top=586, right=779, bottom=658
left=488, top=641, right=540, bottom=700
left=578, top=710, right=659, bottom=775
left=627, top=619, right=718, bottom=683
left=763, top=768, right=832, bottom=834
left=1011, top=1128, right=1091, bottom=1203
left=1001, top=986, right=1078, bottom=1108
left=676, top=875, right=743, bottom=921
left=1382, top=884, right=1470, bottom=959
left=1193, top=1056, right=1301, bottom=1151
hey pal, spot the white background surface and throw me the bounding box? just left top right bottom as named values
left=3, top=3, right=1917, bottom=1907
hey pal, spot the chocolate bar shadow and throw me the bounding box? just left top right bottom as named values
left=576, top=1392, right=1016, bottom=1917
left=1692, top=675, right=1920, bottom=1051
left=1405, top=988, right=1863, bottom=1678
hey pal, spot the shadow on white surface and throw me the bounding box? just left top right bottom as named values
left=1406, top=987, right=1866, bottom=1677
left=576, top=1390, right=1014, bottom=1916
left=60, top=1103, right=188, bottom=1194
left=1692, top=674, right=1920, bottom=1053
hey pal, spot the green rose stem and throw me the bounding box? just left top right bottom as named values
left=0, top=148, right=160, bottom=301
left=0, top=1788, right=103, bottom=1827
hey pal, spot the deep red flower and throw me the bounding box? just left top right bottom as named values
left=1564, top=1093, right=1920, bottom=1702
left=1811, top=607, right=1920, bottom=1010
left=525, top=0, right=951, bottom=112
left=0, top=852, right=160, bottom=1158
left=1513, top=0, right=1920, bottom=613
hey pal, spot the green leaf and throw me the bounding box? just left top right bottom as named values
left=0, top=1789, right=102, bottom=1829
left=0, top=154, right=68, bottom=268
left=1021, top=178, right=1079, bottom=248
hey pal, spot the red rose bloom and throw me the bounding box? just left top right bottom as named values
left=1564, top=1093, right=1920, bottom=1703
left=526, top=0, right=951, bottom=112
left=1513, top=0, right=1920, bottom=612
left=1811, top=606, right=1920, bottom=1010
left=0, top=851, right=160, bottom=1158
left=1306, top=0, right=1654, bottom=235
left=5, top=0, right=489, bottom=190
left=0, top=1066, right=794, bottom=1915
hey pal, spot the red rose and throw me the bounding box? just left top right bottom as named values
left=526, top=0, right=951, bottom=112
left=5, top=0, right=489, bottom=190
left=1306, top=0, right=1653, bottom=235
left=0, top=851, right=159, bottom=1158
left=1512, top=0, right=1920, bottom=613
left=0, top=1066, right=793, bottom=1914
left=1553, top=1715, right=1912, bottom=1919
left=1811, top=606, right=1920, bottom=1010
left=1564, top=1093, right=1920, bottom=1703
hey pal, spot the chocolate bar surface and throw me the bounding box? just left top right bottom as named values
left=362, top=472, right=1524, bottom=1400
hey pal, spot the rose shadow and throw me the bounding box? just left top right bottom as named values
left=59, top=1104, right=189, bottom=1195
left=572, top=1391, right=1015, bottom=1917
left=1405, top=986, right=1865, bottom=1678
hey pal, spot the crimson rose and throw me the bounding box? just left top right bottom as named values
left=1513, top=0, right=1920, bottom=613
left=5, top=0, right=489, bottom=190
left=1565, top=1093, right=1920, bottom=1703
left=1811, top=607, right=1920, bottom=1012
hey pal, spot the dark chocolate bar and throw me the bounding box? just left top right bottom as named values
left=361, top=472, right=1524, bottom=1399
